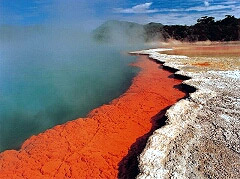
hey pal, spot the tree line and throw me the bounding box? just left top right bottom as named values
left=93, top=15, right=240, bottom=43
left=158, top=15, right=240, bottom=42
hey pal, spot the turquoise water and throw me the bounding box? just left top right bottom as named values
left=0, top=26, right=143, bottom=152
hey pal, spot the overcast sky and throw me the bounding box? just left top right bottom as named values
left=1, top=0, right=240, bottom=29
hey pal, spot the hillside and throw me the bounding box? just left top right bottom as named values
left=93, top=15, right=240, bottom=43
left=92, top=20, right=145, bottom=43
left=92, top=20, right=165, bottom=43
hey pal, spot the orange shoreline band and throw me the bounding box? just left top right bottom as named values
left=0, top=56, right=186, bottom=178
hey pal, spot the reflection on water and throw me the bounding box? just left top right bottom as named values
left=0, top=26, right=143, bottom=152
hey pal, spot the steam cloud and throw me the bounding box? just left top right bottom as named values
left=0, top=1, right=146, bottom=152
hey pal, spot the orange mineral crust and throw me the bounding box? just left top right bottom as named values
left=0, top=56, right=185, bottom=178
left=193, top=62, right=211, bottom=67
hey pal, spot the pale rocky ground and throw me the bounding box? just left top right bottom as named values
left=130, top=48, right=240, bottom=179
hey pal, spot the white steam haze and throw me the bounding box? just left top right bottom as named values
left=0, top=0, right=147, bottom=152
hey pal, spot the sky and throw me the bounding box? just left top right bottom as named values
left=0, top=0, right=240, bottom=29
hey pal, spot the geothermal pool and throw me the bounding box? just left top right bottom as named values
left=0, top=26, right=143, bottom=152
left=0, top=55, right=186, bottom=178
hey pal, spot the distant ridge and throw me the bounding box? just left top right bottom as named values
left=92, top=20, right=165, bottom=43
left=92, top=15, right=240, bottom=42
left=92, top=20, right=145, bottom=43
left=143, top=22, right=167, bottom=41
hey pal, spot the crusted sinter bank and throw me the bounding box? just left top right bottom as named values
left=131, top=48, right=240, bottom=179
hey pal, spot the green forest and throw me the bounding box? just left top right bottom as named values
left=93, top=15, right=240, bottom=42
left=162, top=15, right=240, bottom=41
